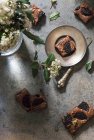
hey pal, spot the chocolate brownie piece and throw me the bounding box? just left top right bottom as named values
left=16, top=88, right=47, bottom=112
left=55, top=36, right=76, bottom=57
left=74, top=2, right=94, bottom=23
left=62, top=102, right=94, bottom=134
left=31, top=4, right=45, bottom=25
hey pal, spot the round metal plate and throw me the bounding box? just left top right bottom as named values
left=45, top=25, right=87, bottom=67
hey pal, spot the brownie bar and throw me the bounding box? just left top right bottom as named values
left=31, top=4, right=45, bottom=25
left=74, top=2, right=94, bottom=23
left=62, top=102, right=94, bottom=134
left=55, top=36, right=76, bottom=57
left=16, top=88, right=47, bottom=112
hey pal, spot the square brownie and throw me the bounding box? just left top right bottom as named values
left=31, top=4, right=45, bottom=25
left=74, top=2, right=94, bottom=23
left=16, top=88, right=47, bottom=112
left=62, top=102, right=94, bottom=134
left=55, top=36, right=76, bottom=57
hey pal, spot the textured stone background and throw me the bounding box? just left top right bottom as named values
left=0, top=0, right=94, bottom=139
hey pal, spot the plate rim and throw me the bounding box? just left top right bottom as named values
left=45, top=25, right=87, bottom=67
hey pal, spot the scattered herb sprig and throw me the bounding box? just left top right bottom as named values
left=31, top=53, right=60, bottom=83
left=85, top=61, right=94, bottom=72
left=43, top=53, right=55, bottom=82
left=49, top=11, right=60, bottom=21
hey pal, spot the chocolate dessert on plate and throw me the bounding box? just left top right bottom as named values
left=55, top=35, right=76, bottom=57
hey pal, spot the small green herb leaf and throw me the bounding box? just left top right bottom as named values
left=44, top=68, right=50, bottom=83
left=31, top=61, right=39, bottom=77
left=31, top=61, right=39, bottom=69
left=31, top=51, right=39, bottom=77
left=32, top=69, right=38, bottom=77
left=45, top=53, right=55, bottom=67
left=85, top=61, right=93, bottom=72
left=17, top=0, right=30, bottom=4
left=49, top=11, right=60, bottom=21
left=23, top=30, right=45, bottom=44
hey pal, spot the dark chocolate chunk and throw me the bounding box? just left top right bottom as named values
left=78, top=102, right=89, bottom=111
left=64, top=114, right=72, bottom=126
left=81, top=7, right=92, bottom=16
left=64, top=42, right=72, bottom=54
left=22, top=95, right=31, bottom=108
left=74, top=112, right=87, bottom=120
left=32, top=98, right=44, bottom=106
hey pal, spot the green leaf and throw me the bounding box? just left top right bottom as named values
left=32, top=69, right=39, bottom=77
left=25, top=10, right=34, bottom=22
left=31, top=51, right=39, bottom=77
left=23, top=30, right=45, bottom=45
left=31, top=61, right=39, bottom=77
left=44, top=68, right=50, bottom=83
left=85, top=61, right=93, bottom=72
left=17, top=0, right=30, bottom=4
left=49, top=11, right=60, bottom=21
left=31, top=61, right=39, bottom=69
left=45, top=53, right=55, bottom=67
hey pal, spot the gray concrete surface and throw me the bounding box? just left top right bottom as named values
left=0, top=0, right=94, bottom=139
